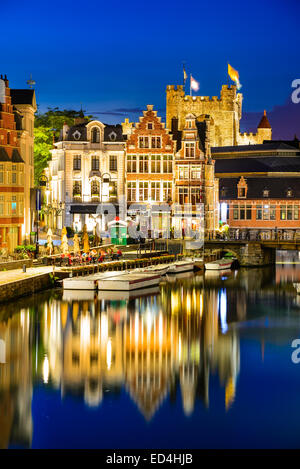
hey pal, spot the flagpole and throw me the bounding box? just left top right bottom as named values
left=190, top=74, right=192, bottom=97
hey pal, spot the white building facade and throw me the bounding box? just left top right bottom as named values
left=46, top=116, right=126, bottom=234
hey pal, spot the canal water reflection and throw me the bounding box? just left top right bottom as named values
left=1, top=264, right=300, bottom=448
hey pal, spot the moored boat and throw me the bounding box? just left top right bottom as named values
left=97, top=272, right=162, bottom=291
left=205, top=258, right=233, bottom=270
left=168, top=260, right=195, bottom=274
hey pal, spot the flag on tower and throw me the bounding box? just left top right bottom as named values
left=183, top=65, right=187, bottom=85
left=190, top=75, right=200, bottom=92
left=228, top=63, right=242, bottom=90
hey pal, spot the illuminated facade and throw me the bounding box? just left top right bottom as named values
left=46, top=115, right=126, bottom=233
left=166, top=84, right=272, bottom=147
left=0, top=76, right=25, bottom=252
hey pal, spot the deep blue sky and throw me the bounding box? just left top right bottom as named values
left=2, top=0, right=300, bottom=137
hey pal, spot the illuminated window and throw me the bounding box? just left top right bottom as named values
left=73, top=181, right=82, bottom=197
left=163, top=155, right=172, bottom=173
left=73, top=155, right=81, bottom=171
left=263, top=189, right=269, bottom=197
left=139, top=181, right=149, bottom=201
left=91, top=180, right=100, bottom=196
left=185, top=142, right=195, bottom=158
left=147, top=123, right=153, bottom=130
left=91, top=127, right=100, bottom=143
left=150, top=181, right=160, bottom=201
left=127, top=182, right=136, bottom=201
left=256, top=205, right=262, bottom=220
left=109, top=155, right=117, bottom=172
left=139, top=155, right=149, bottom=173
left=127, top=155, right=137, bottom=173
left=151, top=155, right=161, bottom=173
left=238, top=187, right=246, bottom=198
left=163, top=182, right=172, bottom=202
left=178, top=166, right=189, bottom=180
left=91, top=155, right=99, bottom=171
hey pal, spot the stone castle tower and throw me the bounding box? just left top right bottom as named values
left=166, top=84, right=272, bottom=147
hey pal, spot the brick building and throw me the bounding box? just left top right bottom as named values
left=213, top=140, right=300, bottom=240
left=0, top=76, right=25, bottom=252
left=124, top=105, right=175, bottom=236
left=124, top=106, right=219, bottom=238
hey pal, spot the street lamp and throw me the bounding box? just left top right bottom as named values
left=37, top=175, right=49, bottom=257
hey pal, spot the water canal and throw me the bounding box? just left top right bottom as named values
left=1, top=257, right=300, bottom=449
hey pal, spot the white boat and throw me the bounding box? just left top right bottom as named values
left=293, top=283, right=300, bottom=294
left=168, top=260, right=195, bottom=274
left=63, top=274, right=100, bottom=290
left=98, top=272, right=162, bottom=291
left=205, top=258, right=233, bottom=270
left=63, top=271, right=125, bottom=290
left=141, top=264, right=170, bottom=275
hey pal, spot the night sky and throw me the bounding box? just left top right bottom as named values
left=2, top=0, right=300, bottom=138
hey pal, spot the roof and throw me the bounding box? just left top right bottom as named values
left=257, top=110, right=271, bottom=129
left=212, top=142, right=299, bottom=155
left=11, top=149, right=24, bottom=163
left=103, top=124, right=124, bottom=142
left=219, top=177, right=300, bottom=200
left=10, top=89, right=35, bottom=106
left=170, top=119, right=207, bottom=153
left=0, top=147, right=10, bottom=161
left=215, top=156, right=300, bottom=174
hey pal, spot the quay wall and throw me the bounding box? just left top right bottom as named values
left=0, top=273, right=53, bottom=303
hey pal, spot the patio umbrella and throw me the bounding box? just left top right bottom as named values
left=61, top=227, right=69, bottom=255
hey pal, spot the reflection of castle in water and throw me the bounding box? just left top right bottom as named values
left=0, top=310, right=33, bottom=448
left=40, top=281, right=240, bottom=420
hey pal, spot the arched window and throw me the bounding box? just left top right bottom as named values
left=91, top=180, right=100, bottom=196
left=91, top=127, right=100, bottom=143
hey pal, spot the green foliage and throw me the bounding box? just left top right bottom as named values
left=34, top=107, right=93, bottom=186
left=15, top=244, right=36, bottom=252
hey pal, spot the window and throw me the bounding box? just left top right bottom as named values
left=139, top=182, right=148, bottom=202
left=73, top=181, right=82, bottom=197
left=127, top=155, right=137, bottom=173
left=11, top=196, right=17, bottom=215
left=191, top=187, right=201, bottom=205
left=238, top=187, right=246, bottom=198
left=91, top=180, right=100, bottom=197
left=191, top=166, right=201, bottom=179
left=270, top=205, right=276, bottom=220
left=280, top=204, right=298, bottom=220
left=151, top=182, right=160, bottom=201
left=91, top=127, right=100, bottom=143
left=151, top=155, right=161, bottom=173
left=287, top=188, right=293, bottom=197
left=221, top=187, right=227, bottom=198
left=163, top=155, right=172, bottom=173
left=163, top=182, right=172, bottom=202
left=263, top=189, right=269, bottom=197
left=127, top=182, right=136, bottom=202
left=185, top=142, right=195, bottom=158
left=256, top=205, right=262, bottom=220
left=109, top=155, right=117, bottom=172
left=91, top=156, right=99, bottom=171
left=73, top=155, right=81, bottom=171
left=233, top=204, right=252, bottom=220
left=246, top=205, right=252, bottom=220
left=139, top=136, right=149, bottom=149
left=12, top=172, right=17, bottom=184
left=151, top=136, right=161, bottom=149
left=139, top=155, right=149, bottom=173
left=178, top=166, right=189, bottom=180
left=178, top=187, right=189, bottom=205
left=147, top=123, right=153, bottom=130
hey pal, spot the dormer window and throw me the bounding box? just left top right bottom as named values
left=91, top=127, right=100, bottom=143
left=287, top=188, right=293, bottom=197
left=147, top=123, right=153, bottom=130
left=73, top=130, right=81, bottom=140
left=263, top=189, right=269, bottom=197
left=109, top=131, right=117, bottom=141
left=221, top=187, right=227, bottom=198
left=238, top=187, right=246, bottom=198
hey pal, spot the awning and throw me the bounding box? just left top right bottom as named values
left=70, top=204, right=119, bottom=214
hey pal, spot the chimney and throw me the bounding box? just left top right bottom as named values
left=62, top=122, right=69, bottom=140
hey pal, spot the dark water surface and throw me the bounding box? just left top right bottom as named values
left=2, top=261, right=300, bottom=449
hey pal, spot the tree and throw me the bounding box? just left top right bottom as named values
left=34, top=108, right=92, bottom=186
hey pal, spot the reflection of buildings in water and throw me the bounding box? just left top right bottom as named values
left=41, top=284, right=240, bottom=420
left=0, top=310, right=32, bottom=448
